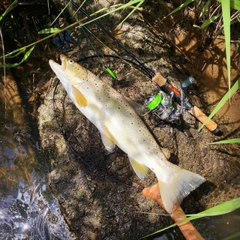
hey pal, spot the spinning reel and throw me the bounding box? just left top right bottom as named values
left=144, top=75, right=221, bottom=135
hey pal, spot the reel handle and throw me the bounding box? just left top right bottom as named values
left=188, top=106, right=220, bottom=134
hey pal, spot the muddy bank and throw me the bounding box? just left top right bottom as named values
left=37, top=1, right=240, bottom=239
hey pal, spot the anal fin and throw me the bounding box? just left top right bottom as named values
left=129, top=157, right=148, bottom=180
left=101, top=126, right=116, bottom=152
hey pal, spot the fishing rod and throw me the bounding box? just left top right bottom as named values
left=71, top=1, right=221, bottom=135
left=77, top=54, right=151, bottom=79
left=71, top=0, right=155, bottom=79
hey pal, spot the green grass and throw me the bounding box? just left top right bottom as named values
left=198, top=0, right=239, bottom=143
left=0, top=0, right=145, bottom=67
left=142, top=197, right=240, bottom=238
left=1, top=0, right=239, bottom=122
left=209, top=138, right=240, bottom=144
left=141, top=1, right=240, bottom=237
left=0, top=0, right=18, bottom=22
left=164, top=0, right=240, bottom=143
left=199, top=77, right=240, bottom=131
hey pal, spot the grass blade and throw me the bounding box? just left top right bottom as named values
left=199, top=0, right=211, bottom=18
left=209, top=138, right=240, bottom=144
left=0, top=46, right=35, bottom=68
left=166, top=0, right=194, bottom=17
left=223, top=231, right=240, bottom=240
left=230, top=0, right=240, bottom=10
left=200, top=14, right=220, bottom=29
left=0, top=0, right=18, bottom=22
left=143, top=197, right=240, bottom=238
left=198, top=77, right=240, bottom=131
left=0, top=0, right=144, bottom=61
left=218, top=0, right=240, bottom=11
left=221, top=0, right=231, bottom=94
left=117, top=0, right=144, bottom=26
left=38, top=28, right=61, bottom=34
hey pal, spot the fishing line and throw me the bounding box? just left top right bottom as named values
left=71, top=0, right=155, bottom=79
left=77, top=54, right=151, bottom=78
left=80, top=24, right=119, bottom=79
left=74, top=7, right=149, bottom=80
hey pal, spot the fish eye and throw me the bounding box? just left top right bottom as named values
left=68, top=59, right=74, bottom=64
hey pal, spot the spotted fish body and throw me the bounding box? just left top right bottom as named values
left=49, top=55, right=205, bottom=213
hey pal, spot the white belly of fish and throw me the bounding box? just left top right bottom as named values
left=64, top=73, right=184, bottom=182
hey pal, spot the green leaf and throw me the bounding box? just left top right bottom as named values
left=231, top=0, right=240, bottom=10
left=6, top=48, right=27, bottom=58
left=117, top=0, right=144, bottom=26
left=222, top=0, right=231, bottom=93
left=223, top=231, right=240, bottom=240
left=38, top=28, right=61, bottom=34
left=143, top=197, right=240, bottom=238
left=0, top=0, right=18, bottom=22
left=190, top=198, right=240, bottom=217
left=1, top=0, right=144, bottom=62
left=198, top=77, right=240, bottom=131
left=0, top=46, right=35, bottom=68
left=209, top=138, right=240, bottom=144
left=167, top=0, right=194, bottom=17
left=200, top=14, right=220, bottom=29
left=218, top=0, right=240, bottom=10
left=199, top=0, right=211, bottom=18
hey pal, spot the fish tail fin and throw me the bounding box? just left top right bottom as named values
left=158, top=168, right=205, bottom=213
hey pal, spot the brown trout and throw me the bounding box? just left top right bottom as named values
left=49, top=54, right=205, bottom=213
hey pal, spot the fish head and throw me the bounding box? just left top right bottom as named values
left=49, top=54, right=88, bottom=85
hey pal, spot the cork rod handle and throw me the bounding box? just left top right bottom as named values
left=188, top=106, right=218, bottom=132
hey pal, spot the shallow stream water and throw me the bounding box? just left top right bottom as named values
left=0, top=99, right=74, bottom=239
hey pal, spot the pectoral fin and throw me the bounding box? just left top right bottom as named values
left=129, top=157, right=148, bottom=180
left=71, top=86, right=87, bottom=107
left=101, top=126, right=116, bottom=152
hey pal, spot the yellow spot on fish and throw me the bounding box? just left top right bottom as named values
left=71, top=86, right=87, bottom=107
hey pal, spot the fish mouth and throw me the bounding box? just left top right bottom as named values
left=49, top=54, right=67, bottom=72
left=59, top=54, right=67, bottom=71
